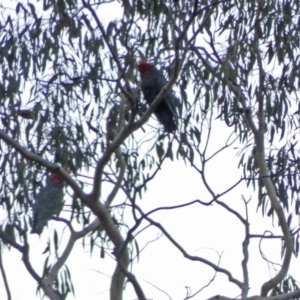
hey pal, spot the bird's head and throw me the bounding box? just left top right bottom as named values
left=50, top=166, right=71, bottom=184
left=51, top=173, right=64, bottom=184
left=137, top=60, right=153, bottom=75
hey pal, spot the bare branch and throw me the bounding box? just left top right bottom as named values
left=184, top=251, right=221, bottom=299
left=207, top=289, right=300, bottom=300
left=145, top=280, right=172, bottom=300
left=128, top=202, right=244, bottom=290
left=22, top=233, right=41, bottom=283
left=241, top=197, right=250, bottom=298
left=115, top=256, right=147, bottom=300
left=250, top=232, right=284, bottom=239
left=0, top=250, right=11, bottom=300
left=148, top=216, right=243, bottom=289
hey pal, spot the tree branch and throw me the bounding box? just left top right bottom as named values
left=22, top=232, right=41, bottom=283
left=46, top=218, right=100, bottom=283
left=241, top=198, right=250, bottom=298
left=85, top=200, right=129, bottom=300
left=207, top=289, right=300, bottom=300
left=39, top=219, right=100, bottom=299
left=0, top=250, right=11, bottom=300
left=0, top=229, right=41, bottom=283
left=195, top=13, right=294, bottom=294
left=130, top=204, right=244, bottom=290
left=115, top=256, right=147, bottom=300
left=105, top=94, right=127, bottom=208
left=253, top=90, right=293, bottom=298
left=0, top=130, right=88, bottom=203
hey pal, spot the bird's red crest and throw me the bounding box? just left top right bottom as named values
left=137, top=60, right=152, bottom=75
left=51, top=173, right=63, bottom=184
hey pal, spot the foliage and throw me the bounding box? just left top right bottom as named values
left=0, top=0, right=300, bottom=299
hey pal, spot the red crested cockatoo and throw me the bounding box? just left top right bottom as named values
left=31, top=172, right=66, bottom=235
left=137, top=61, right=177, bottom=132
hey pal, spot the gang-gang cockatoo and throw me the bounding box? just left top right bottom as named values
left=31, top=172, right=66, bottom=235
left=137, top=61, right=178, bottom=132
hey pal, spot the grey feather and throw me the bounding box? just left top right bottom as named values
left=139, top=63, right=177, bottom=133
left=31, top=175, right=65, bottom=235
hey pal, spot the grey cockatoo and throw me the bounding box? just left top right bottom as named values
left=31, top=172, right=65, bottom=235
left=137, top=60, right=178, bottom=133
